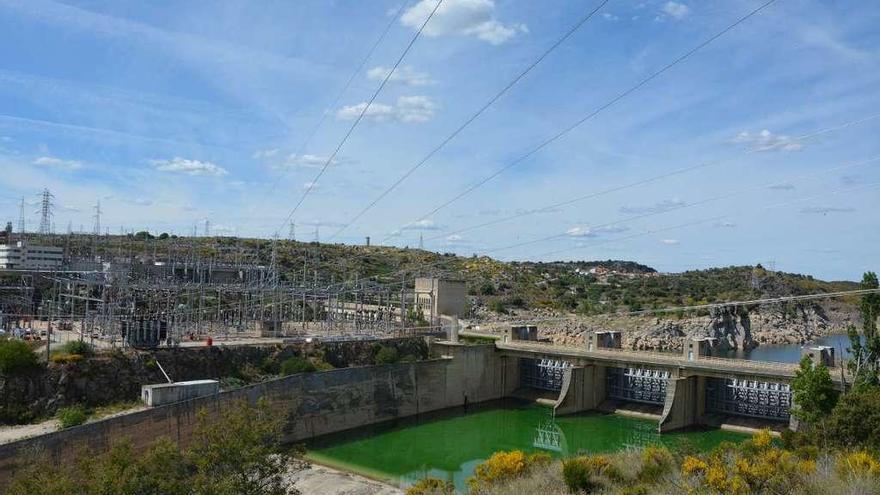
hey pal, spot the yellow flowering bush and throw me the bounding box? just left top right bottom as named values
left=681, top=430, right=817, bottom=495
left=836, top=451, right=880, bottom=478
left=406, top=477, right=454, bottom=495
left=467, top=450, right=549, bottom=491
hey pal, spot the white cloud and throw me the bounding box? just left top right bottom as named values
left=302, top=181, right=319, bottom=191
left=285, top=154, right=343, bottom=169
left=252, top=148, right=279, bottom=160
left=152, top=157, right=228, bottom=177
left=800, top=206, right=855, bottom=215
left=659, top=239, right=680, bottom=245
left=402, top=219, right=441, bottom=231
left=713, top=221, right=737, bottom=228
left=401, top=0, right=527, bottom=45
left=601, top=13, right=619, bottom=21
left=33, top=156, right=83, bottom=171
left=367, top=66, right=433, bottom=86
left=730, top=129, right=804, bottom=152
left=660, top=2, right=690, bottom=20
left=565, top=225, right=629, bottom=238
left=620, top=198, right=686, bottom=215
left=446, top=234, right=463, bottom=241
left=336, top=95, right=438, bottom=123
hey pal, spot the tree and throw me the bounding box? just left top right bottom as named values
left=189, top=398, right=297, bottom=495
left=791, top=355, right=838, bottom=426
left=5, top=399, right=301, bottom=495
left=848, top=272, right=880, bottom=385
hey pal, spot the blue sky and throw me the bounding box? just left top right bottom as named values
left=0, top=0, right=878, bottom=280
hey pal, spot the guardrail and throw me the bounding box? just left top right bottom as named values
left=495, top=340, right=848, bottom=378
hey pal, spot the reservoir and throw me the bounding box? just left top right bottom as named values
left=722, top=333, right=853, bottom=363
left=306, top=400, right=745, bottom=491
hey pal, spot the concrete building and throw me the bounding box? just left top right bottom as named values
left=414, top=277, right=467, bottom=322
left=0, top=241, right=63, bottom=269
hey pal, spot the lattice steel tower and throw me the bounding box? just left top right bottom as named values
left=38, top=188, right=54, bottom=235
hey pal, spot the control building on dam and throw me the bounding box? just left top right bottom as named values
left=447, top=326, right=844, bottom=433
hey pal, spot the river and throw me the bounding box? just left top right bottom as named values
left=305, top=400, right=746, bottom=491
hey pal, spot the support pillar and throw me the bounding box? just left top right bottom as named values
left=554, top=364, right=606, bottom=415
left=659, top=375, right=704, bottom=432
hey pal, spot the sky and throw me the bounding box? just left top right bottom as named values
left=0, top=0, right=878, bottom=281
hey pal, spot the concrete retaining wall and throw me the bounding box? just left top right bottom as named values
left=0, top=343, right=510, bottom=484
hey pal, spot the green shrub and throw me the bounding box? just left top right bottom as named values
left=563, top=458, right=596, bottom=493
left=59, top=340, right=94, bottom=357
left=0, top=339, right=38, bottom=374
left=57, top=405, right=88, bottom=429
left=375, top=346, right=399, bottom=365
left=279, top=357, right=315, bottom=375
left=405, top=477, right=454, bottom=495
left=562, top=455, right=610, bottom=493
left=488, top=299, right=508, bottom=314
left=637, top=445, right=673, bottom=482
left=312, top=359, right=335, bottom=371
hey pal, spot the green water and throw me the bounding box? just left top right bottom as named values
left=305, top=400, right=746, bottom=491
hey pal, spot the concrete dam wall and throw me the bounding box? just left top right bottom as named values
left=0, top=343, right=516, bottom=483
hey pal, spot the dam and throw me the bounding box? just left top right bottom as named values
left=0, top=330, right=840, bottom=485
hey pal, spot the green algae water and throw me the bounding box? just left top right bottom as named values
left=305, top=400, right=746, bottom=491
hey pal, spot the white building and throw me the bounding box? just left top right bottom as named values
left=0, top=241, right=64, bottom=269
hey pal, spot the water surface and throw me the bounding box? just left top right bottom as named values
left=306, top=400, right=745, bottom=491
left=718, top=333, right=854, bottom=363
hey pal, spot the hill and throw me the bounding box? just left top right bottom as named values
left=34, top=233, right=861, bottom=317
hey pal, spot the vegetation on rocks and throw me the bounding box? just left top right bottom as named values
left=0, top=338, right=38, bottom=374
left=56, top=405, right=89, bottom=429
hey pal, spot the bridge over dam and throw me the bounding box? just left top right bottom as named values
left=446, top=327, right=846, bottom=433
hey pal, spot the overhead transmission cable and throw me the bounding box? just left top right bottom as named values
left=319, top=149, right=880, bottom=291
left=381, top=0, right=780, bottom=244
left=277, top=0, right=444, bottom=232
left=266, top=0, right=413, bottom=197
left=482, top=154, right=880, bottom=254
left=523, top=179, right=880, bottom=261
left=327, top=0, right=613, bottom=241
left=424, top=113, right=880, bottom=242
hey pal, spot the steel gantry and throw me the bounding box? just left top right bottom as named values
left=520, top=358, right=571, bottom=391
left=706, top=377, right=791, bottom=421
left=606, top=367, right=670, bottom=405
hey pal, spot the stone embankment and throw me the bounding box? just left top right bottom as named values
left=472, top=303, right=858, bottom=351
left=0, top=338, right=428, bottom=425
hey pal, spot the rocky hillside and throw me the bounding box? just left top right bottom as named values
left=28, top=233, right=865, bottom=349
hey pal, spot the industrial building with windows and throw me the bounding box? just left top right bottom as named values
left=0, top=241, right=64, bottom=269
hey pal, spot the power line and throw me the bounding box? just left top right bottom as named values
left=482, top=154, right=880, bottom=254
left=319, top=162, right=880, bottom=292
left=523, top=179, right=880, bottom=261
left=423, top=113, right=880, bottom=243
left=381, top=0, right=780, bottom=243
left=265, top=0, right=412, bottom=197
left=278, top=0, right=444, bottom=233
left=328, top=0, right=612, bottom=241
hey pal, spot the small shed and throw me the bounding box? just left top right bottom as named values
left=141, top=379, right=219, bottom=407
